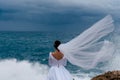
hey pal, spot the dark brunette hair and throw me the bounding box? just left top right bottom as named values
left=54, top=40, right=61, bottom=51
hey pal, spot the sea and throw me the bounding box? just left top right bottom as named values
left=0, top=31, right=120, bottom=80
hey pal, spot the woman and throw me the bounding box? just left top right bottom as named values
left=46, top=40, right=73, bottom=80
left=46, top=15, right=115, bottom=80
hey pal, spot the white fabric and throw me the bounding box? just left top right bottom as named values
left=46, top=52, right=73, bottom=80
left=48, top=52, right=67, bottom=67
left=58, top=15, right=115, bottom=70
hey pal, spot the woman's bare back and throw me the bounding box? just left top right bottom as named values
left=52, top=51, right=64, bottom=60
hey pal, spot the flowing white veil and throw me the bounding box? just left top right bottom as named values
left=58, top=15, right=115, bottom=70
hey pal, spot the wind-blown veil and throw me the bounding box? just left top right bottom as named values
left=58, top=15, right=115, bottom=70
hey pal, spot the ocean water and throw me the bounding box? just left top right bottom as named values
left=0, top=31, right=119, bottom=80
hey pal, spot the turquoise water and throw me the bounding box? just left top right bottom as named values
left=0, top=31, right=81, bottom=70
left=0, top=31, right=119, bottom=80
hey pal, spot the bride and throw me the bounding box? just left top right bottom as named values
left=46, top=40, right=73, bottom=80
left=46, top=15, right=115, bottom=80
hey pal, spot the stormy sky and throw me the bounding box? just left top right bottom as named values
left=0, top=0, right=120, bottom=31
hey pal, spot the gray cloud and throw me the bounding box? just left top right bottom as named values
left=0, top=0, right=119, bottom=31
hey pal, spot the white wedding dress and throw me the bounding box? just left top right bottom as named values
left=45, top=15, right=115, bottom=80
left=46, top=52, right=73, bottom=80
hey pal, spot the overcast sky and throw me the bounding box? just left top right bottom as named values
left=0, top=0, right=120, bottom=31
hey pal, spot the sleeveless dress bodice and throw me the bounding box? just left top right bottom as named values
left=49, top=52, right=67, bottom=67
left=45, top=52, right=73, bottom=80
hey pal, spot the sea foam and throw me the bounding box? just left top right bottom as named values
left=0, top=59, right=92, bottom=80
left=0, top=59, right=48, bottom=80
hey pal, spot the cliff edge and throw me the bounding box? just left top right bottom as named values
left=91, top=70, right=120, bottom=80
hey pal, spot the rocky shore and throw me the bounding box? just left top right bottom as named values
left=91, top=70, right=120, bottom=80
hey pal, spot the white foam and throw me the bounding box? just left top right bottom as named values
left=1, top=52, right=119, bottom=80
left=72, top=73, right=91, bottom=80
left=0, top=59, right=49, bottom=80
left=0, top=59, right=92, bottom=80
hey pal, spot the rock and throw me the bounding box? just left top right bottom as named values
left=91, top=70, right=120, bottom=80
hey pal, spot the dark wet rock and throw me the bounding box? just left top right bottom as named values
left=91, top=70, right=120, bottom=80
